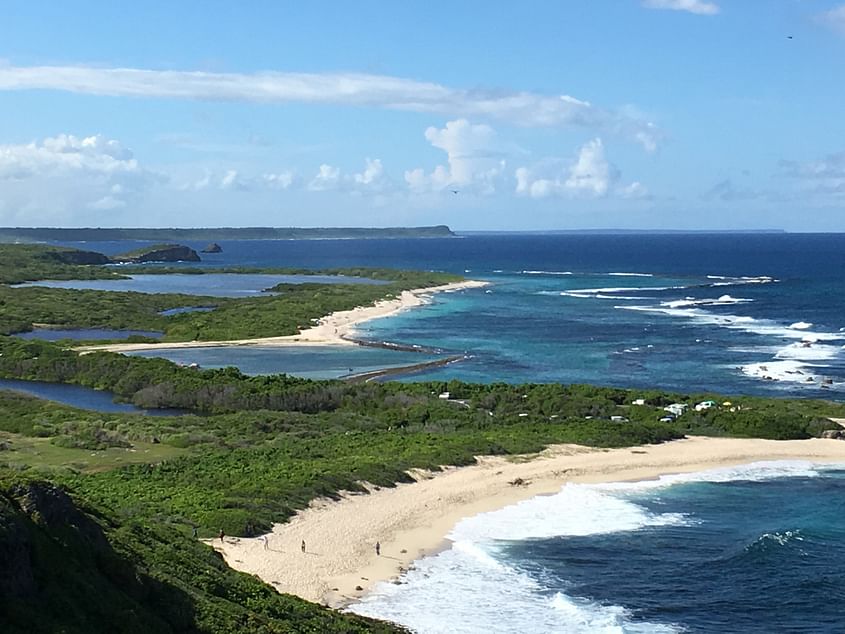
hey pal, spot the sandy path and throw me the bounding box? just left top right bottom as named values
left=209, top=436, right=845, bottom=608
left=76, top=279, right=488, bottom=354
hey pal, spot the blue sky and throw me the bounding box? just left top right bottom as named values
left=1, top=0, right=844, bottom=230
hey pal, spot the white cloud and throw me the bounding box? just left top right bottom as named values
left=308, top=164, right=342, bottom=191
left=307, top=160, right=388, bottom=193
left=0, top=133, right=140, bottom=180
left=405, top=119, right=506, bottom=194
left=642, top=0, right=720, bottom=15
left=817, top=5, right=845, bottom=35
left=0, top=134, right=160, bottom=217
left=620, top=181, right=650, bottom=199
left=354, top=158, right=384, bottom=186
left=0, top=64, right=660, bottom=150
left=515, top=138, right=624, bottom=198
left=262, top=171, right=295, bottom=189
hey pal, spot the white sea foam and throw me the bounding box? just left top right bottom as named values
left=620, top=306, right=844, bottom=343
left=566, top=285, right=688, bottom=294
left=521, top=270, right=573, bottom=276
left=605, top=272, right=654, bottom=277
left=706, top=275, right=776, bottom=286
left=557, top=291, right=651, bottom=300
left=789, top=321, right=813, bottom=330
left=349, top=462, right=825, bottom=633
left=660, top=294, right=753, bottom=308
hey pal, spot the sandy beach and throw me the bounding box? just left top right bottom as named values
left=76, top=279, right=488, bottom=354
left=209, top=436, right=845, bottom=609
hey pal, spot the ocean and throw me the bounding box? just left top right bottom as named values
left=50, top=232, right=845, bottom=631
left=349, top=462, right=845, bottom=633
left=57, top=233, right=845, bottom=398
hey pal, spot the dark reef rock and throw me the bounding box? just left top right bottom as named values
left=112, top=244, right=201, bottom=264
left=201, top=242, right=223, bottom=253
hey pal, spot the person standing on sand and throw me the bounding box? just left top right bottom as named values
left=219, top=528, right=225, bottom=543
left=375, top=541, right=380, bottom=556
left=301, top=539, right=306, bottom=553
left=262, top=535, right=268, bottom=550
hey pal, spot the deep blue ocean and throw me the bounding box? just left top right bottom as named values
left=349, top=462, right=845, bottom=633
left=48, top=233, right=845, bottom=632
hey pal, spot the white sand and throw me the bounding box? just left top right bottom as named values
left=209, top=436, right=845, bottom=608
left=76, top=279, right=488, bottom=354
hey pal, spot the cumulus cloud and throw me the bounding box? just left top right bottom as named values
left=515, top=138, right=625, bottom=198
left=642, top=0, right=720, bottom=15
left=0, top=134, right=160, bottom=216
left=308, top=159, right=389, bottom=192
left=817, top=5, right=845, bottom=35
left=0, top=64, right=660, bottom=150
left=308, top=164, right=342, bottom=191
left=405, top=119, right=506, bottom=194
left=0, top=133, right=140, bottom=180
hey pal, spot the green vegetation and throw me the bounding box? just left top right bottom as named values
left=0, top=225, right=455, bottom=242
left=0, top=244, right=120, bottom=285
left=0, top=277, right=455, bottom=340
left=1, top=241, right=843, bottom=632
left=0, top=475, right=403, bottom=633
left=0, top=243, right=461, bottom=340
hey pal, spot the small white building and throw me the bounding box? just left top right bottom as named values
left=438, top=392, right=450, bottom=400
left=664, top=403, right=688, bottom=417
left=611, top=415, right=629, bottom=422
left=632, top=398, right=646, bottom=406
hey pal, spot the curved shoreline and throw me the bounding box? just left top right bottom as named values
left=209, top=436, right=845, bottom=609
left=75, top=279, right=488, bottom=354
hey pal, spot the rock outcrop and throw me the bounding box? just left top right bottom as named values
left=201, top=242, right=223, bottom=253
left=112, top=244, right=201, bottom=263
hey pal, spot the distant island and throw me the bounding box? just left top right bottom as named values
left=0, top=225, right=455, bottom=242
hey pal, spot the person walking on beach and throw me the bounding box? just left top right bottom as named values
left=301, top=539, right=306, bottom=553
left=219, top=528, right=225, bottom=543
left=375, top=541, right=381, bottom=556
left=262, top=535, right=268, bottom=550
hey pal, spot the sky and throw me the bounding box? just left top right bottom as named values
left=0, top=0, right=844, bottom=231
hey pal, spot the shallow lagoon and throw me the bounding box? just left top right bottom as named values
left=0, top=378, right=183, bottom=416
left=16, top=273, right=387, bottom=298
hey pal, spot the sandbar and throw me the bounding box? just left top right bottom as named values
left=76, top=279, right=488, bottom=354
left=209, top=436, right=845, bottom=609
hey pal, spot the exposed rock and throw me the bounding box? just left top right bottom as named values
left=112, top=244, right=201, bottom=264
left=201, top=242, right=223, bottom=253
left=821, top=429, right=845, bottom=440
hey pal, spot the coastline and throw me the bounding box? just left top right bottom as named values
left=76, top=279, right=488, bottom=354
left=209, top=436, right=845, bottom=609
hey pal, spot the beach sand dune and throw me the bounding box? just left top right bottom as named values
left=209, top=436, right=845, bottom=608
